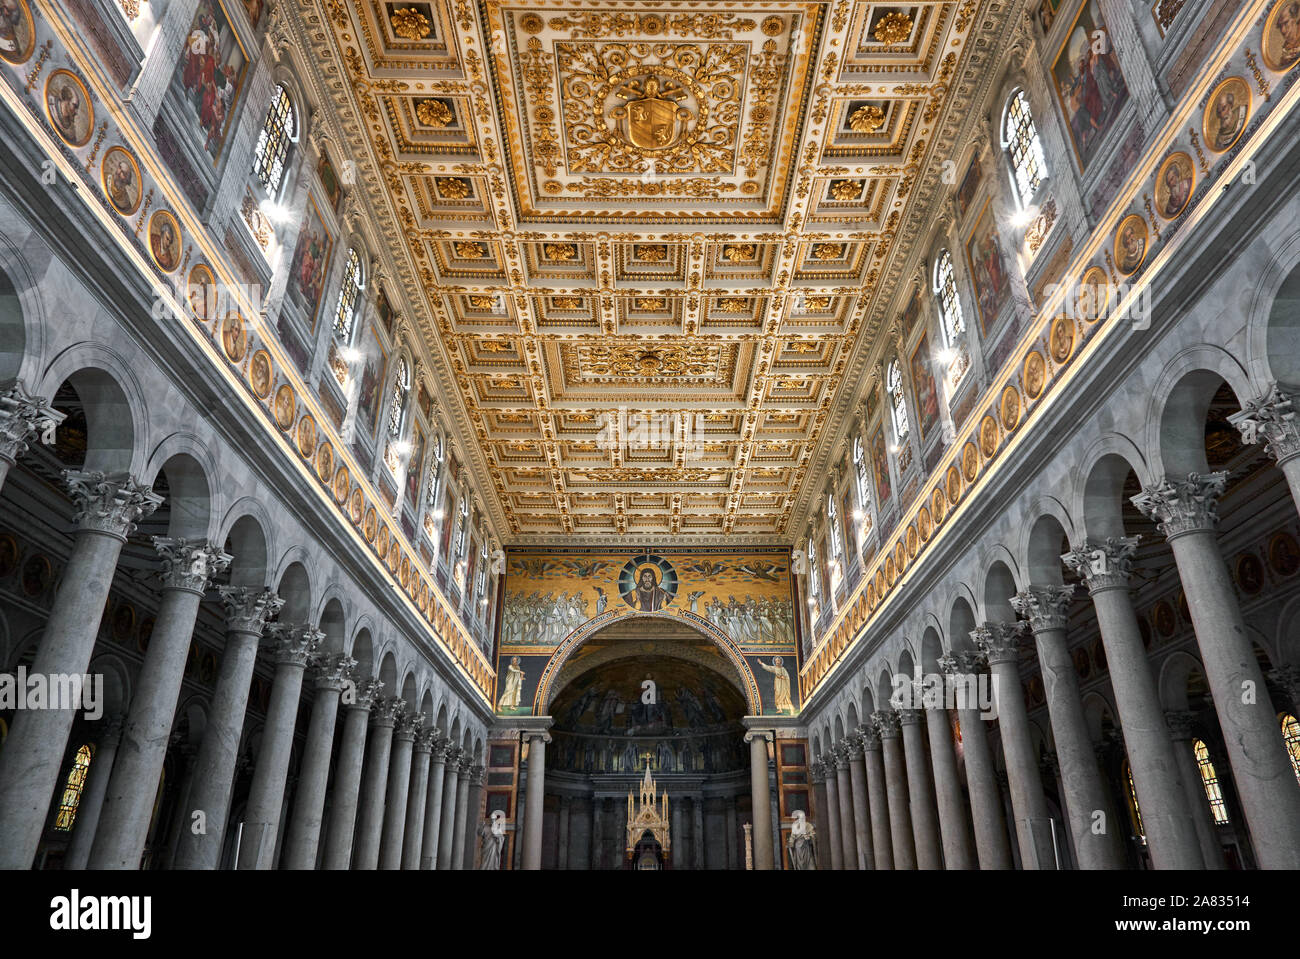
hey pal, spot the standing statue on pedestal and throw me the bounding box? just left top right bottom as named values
left=477, top=809, right=507, bottom=870
left=786, top=810, right=817, bottom=870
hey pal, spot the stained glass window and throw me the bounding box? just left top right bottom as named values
left=253, top=85, right=296, bottom=193
left=54, top=744, right=94, bottom=832
left=1004, top=89, right=1047, bottom=207
left=827, top=494, right=843, bottom=560
left=333, top=249, right=364, bottom=341
left=1124, top=759, right=1146, bottom=844
left=853, top=436, right=869, bottom=510
left=888, top=359, right=909, bottom=441
left=388, top=356, right=410, bottom=442
left=934, top=250, right=965, bottom=344
left=1283, top=713, right=1300, bottom=784
left=1194, top=738, right=1230, bottom=824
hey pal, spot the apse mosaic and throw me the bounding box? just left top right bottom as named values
left=497, top=546, right=799, bottom=717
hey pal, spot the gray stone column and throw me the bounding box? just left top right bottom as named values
left=557, top=794, right=571, bottom=870
left=873, top=710, right=917, bottom=869
left=0, top=380, right=62, bottom=492
left=436, top=745, right=462, bottom=868
left=898, top=709, right=944, bottom=869
left=1012, top=586, right=1126, bottom=870
left=160, top=745, right=199, bottom=869
left=1134, top=473, right=1300, bottom=869
left=351, top=696, right=404, bottom=869
left=237, top=624, right=321, bottom=869
left=859, top=728, right=894, bottom=869
left=819, top=754, right=845, bottom=869
left=419, top=736, right=448, bottom=869
left=1231, top=383, right=1300, bottom=518
left=595, top=796, right=607, bottom=870
left=726, top=798, right=739, bottom=869
left=174, top=586, right=282, bottom=869
left=462, top=767, right=484, bottom=869
left=1165, top=711, right=1226, bottom=869
left=692, top=795, right=705, bottom=870
left=745, top=727, right=774, bottom=870
left=281, top=653, right=355, bottom=869
left=845, top=739, right=875, bottom=869
left=64, top=716, right=124, bottom=870
left=1064, top=537, right=1208, bottom=869
left=0, top=471, right=160, bottom=869
left=810, top=763, right=833, bottom=870
left=939, top=654, right=1013, bottom=868
left=521, top=731, right=550, bottom=870
left=833, top=742, right=859, bottom=868
left=974, top=623, right=1058, bottom=869
left=451, top=753, right=473, bottom=869
left=378, top=711, right=423, bottom=869
left=91, top=539, right=231, bottom=868
left=401, top=728, right=437, bottom=869
left=920, top=695, right=975, bottom=870
left=320, top=679, right=381, bottom=869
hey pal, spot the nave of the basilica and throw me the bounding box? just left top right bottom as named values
left=0, top=0, right=1298, bottom=885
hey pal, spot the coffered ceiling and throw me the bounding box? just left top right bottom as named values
left=297, top=0, right=1013, bottom=543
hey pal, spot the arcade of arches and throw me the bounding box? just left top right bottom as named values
left=1, top=0, right=1300, bottom=875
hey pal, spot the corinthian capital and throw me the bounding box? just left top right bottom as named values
left=264, top=623, right=323, bottom=666
left=394, top=710, right=425, bottom=741
left=348, top=678, right=384, bottom=711
left=1011, top=585, right=1074, bottom=632
left=153, top=537, right=233, bottom=593
left=218, top=586, right=284, bottom=635
left=415, top=727, right=441, bottom=754
left=857, top=723, right=881, bottom=752
left=1229, top=382, right=1300, bottom=464
left=64, top=469, right=163, bottom=539
left=972, top=622, right=1026, bottom=664
left=871, top=708, right=901, bottom=739
left=310, top=652, right=357, bottom=692
left=443, top=743, right=464, bottom=765
left=1062, top=536, right=1141, bottom=591
left=0, top=380, right=63, bottom=464
left=1131, top=473, right=1227, bottom=539
left=371, top=695, right=406, bottom=728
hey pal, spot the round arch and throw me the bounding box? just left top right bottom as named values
left=532, top=610, right=761, bottom=716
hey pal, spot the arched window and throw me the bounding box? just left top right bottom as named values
left=252, top=84, right=296, bottom=194
left=807, top=536, right=820, bottom=600
left=454, top=495, right=469, bottom=562
left=827, top=494, right=843, bottom=560
left=333, top=249, right=365, bottom=342
left=387, top=357, right=411, bottom=445
left=1280, top=713, right=1300, bottom=784
left=933, top=250, right=965, bottom=345
left=476, top=539, right=489, bottom=612
left=853, top=435, right=869, bottom=510
left=1003, top=89, right=1048, bottom=208
left=1123, top=759, right=1146, bottom=845
left=426, top=433, right=445, bottom=510
left=887, top=359, right=909, bottom=441
left=54, top=744, right=94, bottom=832
left=1193, top=738, right=1230, bottom=824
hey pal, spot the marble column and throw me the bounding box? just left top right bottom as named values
left=974, top=623, right=1059, bottom=869
left=521, top=732, right=550, bottom=870
left=898, top=709, right=944, bottom=869
left=1064, top=536, right=1209, bottom=869
left=237, top=624, right=321, bottom=870
left=810, top=763, right=834, bottom=869
left=1134, top=473, right=1300, bottom=868
left=745, top=729, right=774, bottom=870
left=0, top=471, right=161, bottom=869
left=436, top=745, right=462, bottom=869
left=379, top=711, right=423, bottom=869
left=833, top=742, right=860, bottom=868
left=726, top=800, right=739, bottom=870
left=859, top=727, right=894, bottom=869
left=463, top=765, right=486, bottom=869
left=873, top=710, right=917, bottom=869
left=451, top=753, right=473, bottom=869
left=281, top=653, right=355, bottom=869
left=1164, top=711, right=1226, bottom=870
left=160, top=746, right=199, bottom=870
left=352, top=696, right=404, bottom=869
left=173, top=586, right=283, bottom=870
left=401, top=727, right=438, bottom=869
left=1012, top=586, right=1126, bottom=870
left=819, top=754, right=845, bottom=869
left=91, top=539, right=232, bottom=869
left=845, top=740, right=875, bottom=869
left=418, top=733, right=448, bottom=869
left=692, top=796, right=705, bottom=870
left=594, top=797, right=606, bottom=870
left=63, top=716, right=125, bottom=870
left=939, top=653, right=1013, bottom=868
left=0, top=380, right=62, bottom=492
left=918, top=693, right=975, bottom=870
left=1231, top=383, right=1300, bottom=516
left=557, top=795, right=571, bottom=870
left=320, top=679, right=381, bottom=870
